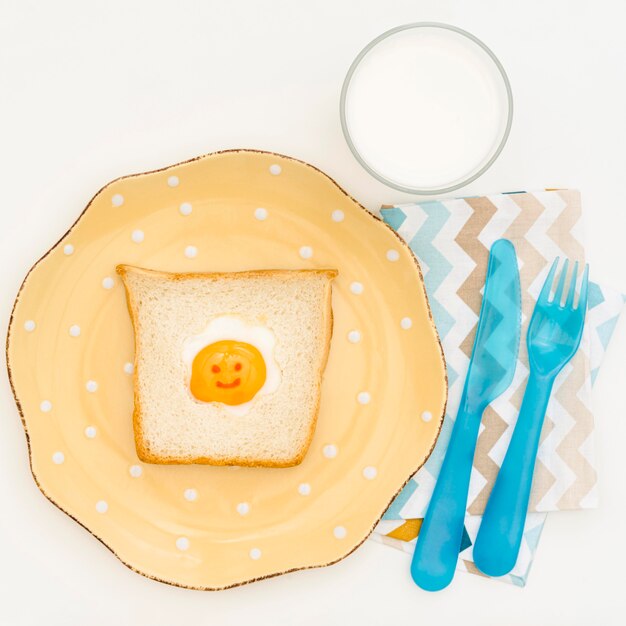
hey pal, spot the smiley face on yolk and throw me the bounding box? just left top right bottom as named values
left=190, top=339, right=267, bottom=405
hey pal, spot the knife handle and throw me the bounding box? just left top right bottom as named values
left=473, top=371, right=553, bottom=577
left=410, top=403, right=483, bottom=591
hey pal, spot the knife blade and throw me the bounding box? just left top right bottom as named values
left=410, top=238, right=521, bottom=591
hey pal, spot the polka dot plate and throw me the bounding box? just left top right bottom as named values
left=7, top=150, right=447, bottom=589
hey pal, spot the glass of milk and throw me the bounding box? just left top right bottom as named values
left=340, top=23, right=513, bottom=194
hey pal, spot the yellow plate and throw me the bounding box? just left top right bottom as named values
left=7, top=150, right=446, bottom=589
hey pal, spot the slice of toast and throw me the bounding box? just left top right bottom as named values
left=117, top=265, right=337, bottom=467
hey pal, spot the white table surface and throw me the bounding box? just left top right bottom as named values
left=1, top=1, right=625, bottom=624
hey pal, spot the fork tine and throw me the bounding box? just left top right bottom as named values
left=553, top=259, right=569, bottom=305
left=538, top=257, right=559, bottom=304
left=577, top=264, right=589, bottom=311
left=565, top=261, right=579, bottom=308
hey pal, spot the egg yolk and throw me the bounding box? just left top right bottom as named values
left=189, top=340, right=267, bottom=405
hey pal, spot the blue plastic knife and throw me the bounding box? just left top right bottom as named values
left=411, top=238, right=522, bottom=591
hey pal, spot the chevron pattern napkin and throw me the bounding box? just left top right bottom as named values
left=372, top=190, right=624, bottom=585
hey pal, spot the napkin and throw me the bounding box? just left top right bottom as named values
left=371, top=190, right=625, bottom=585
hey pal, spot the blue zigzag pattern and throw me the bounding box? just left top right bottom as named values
left=405, top=201, right=455, bottom=343
left=381, top=206, right=407, bottom=232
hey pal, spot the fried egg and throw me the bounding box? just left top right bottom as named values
left=182, top=315, right=281, bottom=415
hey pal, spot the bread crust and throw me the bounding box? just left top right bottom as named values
left=117, top=265, right=337, bottom=467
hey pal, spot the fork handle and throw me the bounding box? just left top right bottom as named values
left=473, top=370, right=554, bottom=577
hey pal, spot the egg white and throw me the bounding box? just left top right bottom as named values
left=181, top=314, right=281, bottom=416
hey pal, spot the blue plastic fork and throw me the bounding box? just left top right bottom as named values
left=473, top=258, right=589, bottom=577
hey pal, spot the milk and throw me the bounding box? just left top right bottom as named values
left=343, top=26, right=511, bottom=191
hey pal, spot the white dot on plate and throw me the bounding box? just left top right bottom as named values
left=102, top=277, right=115, bottom=289
left=184, top=488, right=197, bottom=502
left=249, top=548, right=262, bottom=560
left=63, top=244, right=74, bottom=256
left=363, top=466, right=378, bottom=480
left=52, top=451, right=64, bottom=465
left=176, top=537, right=190, bottom=551
left=40, top=400, right=52, bottom=413
left=299, top=246, right=313, bottom=259
left=386, top=249, right=400, bottom=262
left=269, top=164, right=282, bottom=175
left=254, top=207, right=268, bottom=221
left=111, top=194, right=124, bottom=207
left=331, top=209, right=345, bottom=222
left=131, top=229, right=144, bottom=243
left=167, top=175, right=179, bottom=187
left=298, top=483, right=311, bottom=496
left=129, top=464, right=142, bottom=478
left=350, top=282, right=364, bottom=295
left=69, top=324, right=81, bottom=337
left=421, top=411, right=433, bottom=423
left=401, top=317, right=413, bottom=330
left=86, top=380, right=98, bottom=393
left=347, top=330, right=361, bottom=343
left=123, top=362, right=134, bottom=375
left=184, top=245, right=198, bottom=259
left=179, top=202, right=192, bottom=216
left=236, top=502, right=250, bottom=516
left=85, top=426, right=97, bottom=439
left=357, top=391, right=371, bottom=405
left=333, top=526, right=347, bottom=539
left=24, top=320, right=36, bottom=332
left=323, top=444, right=338, bottom=459
left=95, top=500, right=108, bottom=514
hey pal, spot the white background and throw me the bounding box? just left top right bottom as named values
left=1, top=1, right=625, bottom=624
